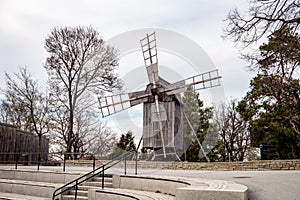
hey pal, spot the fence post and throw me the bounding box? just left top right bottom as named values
left=135, top=152, right=138, bottom=175
left=15, top=153, right=18, bottom=169
left=75, top=180, right=78, bottom=200
left=93, top=155, right=96, bottom=171
left=124, top=155, right=127, bottom=175
left=102, top=165, right=104, bottom=189
left=37, top=152, right=40, bottom=171
left=63, top=153, right=66, bottom=172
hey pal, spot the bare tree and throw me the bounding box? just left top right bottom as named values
left=2, top=67, right=51, bottom=163
left=0, top=100, right=10, bottom=124
left=44, top=26, right=122, bottom=157
left=50, top=105, right=117, bottom=159
left=224, top=0, right=300, bottom=46
left=214, top=99, right=251, bottom=161
left=86, top=123, right=117, bottom=158
left=48, top=104, right=69, bottom=154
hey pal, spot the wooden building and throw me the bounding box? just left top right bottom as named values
left=142, top=78, right=183, bottom=150
left=0, top=123, right=49, bottom=164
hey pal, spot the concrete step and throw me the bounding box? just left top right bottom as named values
left=0, top=192, right=51, bottom=200
left=0, top=178, right=60, bottom=198
left=93, top=176, right=112, bottom=182
left=82, top=180, right=113, bottom=187
left=60, top=178, right=113, bottom=200
left=61, top=194, right=88, bottom=200
left=79, top=182, right=113, bottom=189
left=69, top=190, right=88, bottom=197
left=82, top=181, right=102, bottom=187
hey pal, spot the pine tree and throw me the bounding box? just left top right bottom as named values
left=181, top=85, right=213, bottom=161
left=111, top=131, right=136, bottom=158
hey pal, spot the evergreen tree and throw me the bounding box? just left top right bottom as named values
left=238, top=27, right=300, bottom=159
left=181, top=85, right=213, bottom=161
left=111, top=131, right=136, bottom=158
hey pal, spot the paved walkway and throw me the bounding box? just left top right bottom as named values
left=103, top=188, right=175, bottom=200
left=152, top=169, right=300, bottom=200
left=1, top=165, right=300, bottom=200
left=0, top=192, right=50, bottom=200
left=106, top=167, right=300, bottom=200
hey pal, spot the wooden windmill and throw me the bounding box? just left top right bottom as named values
left=98, top=32, right=221, bottom=159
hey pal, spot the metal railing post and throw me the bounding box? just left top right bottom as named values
left=74, top=180, right=78, bottom=200
left=102, top=165, right=104, bottom=189
left=93, top=155, right=96, bottom=171
left=63, top=153, right=66, bottom=172
left=124, top=155, right=127, bottom=175
left=15, top=153, right=18, bottom=169
left=135, top=152, right=138, bottom=175
left=37, top=152, right=40, bottom=171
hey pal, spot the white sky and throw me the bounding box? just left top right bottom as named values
left=0, top=0, right=253, bottom=136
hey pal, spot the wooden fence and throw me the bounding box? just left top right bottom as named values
left=0, top=123, right=49, bottom=164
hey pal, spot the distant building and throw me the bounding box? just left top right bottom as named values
left=0, top=123, right=49, bottom=165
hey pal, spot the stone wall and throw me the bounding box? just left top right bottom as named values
left=65, top=159, right=300, bottom=170
left=165, top=160, right=300, bottom=171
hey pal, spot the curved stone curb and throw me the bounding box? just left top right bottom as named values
left=176, top=177, right=248, bottom=200
left=111, top=174, right=248, bottom=200
left=90, top=188, right=175, bottom=200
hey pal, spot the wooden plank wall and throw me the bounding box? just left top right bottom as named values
left=143, top=101, right=182, bottom=149
left=0, top=123, right=49, bottom=163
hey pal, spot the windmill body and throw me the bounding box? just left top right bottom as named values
left=98, top=32, right=222, bottom=159
left=142, top=77, right=183, bottom=151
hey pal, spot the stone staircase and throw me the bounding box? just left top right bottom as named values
left=57, top=174, right=177, bottom=200
left=0, top=169, right=82, bottom=200
left=0, top=168, right=248, bottom=200
left=60, top=175, right=113, bottom=200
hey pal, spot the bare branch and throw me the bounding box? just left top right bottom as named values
left=224, top=0, right=300, bottom=47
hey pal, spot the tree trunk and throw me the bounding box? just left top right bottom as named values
left=38, top=135, right=42, bottom=169
left=67, top=88, right=74, bottom=160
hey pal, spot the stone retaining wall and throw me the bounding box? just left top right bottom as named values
left=166, top=160, right=300, bottom=171
left=64, top=159, right=300, bottom=171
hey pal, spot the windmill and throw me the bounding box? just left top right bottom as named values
left=98, top=32, right=221, bottom=160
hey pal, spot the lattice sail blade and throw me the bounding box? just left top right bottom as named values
left=140, top=32, right=159, bottom=84
left=187, top=69, right=221, bottom=91
left=98, top=91, right=150, bottom=117
left=98, top=94, right=130, bottom=117
left=162, top=69, right=222, bottom=95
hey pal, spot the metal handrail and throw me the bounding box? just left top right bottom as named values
left=52, top=151, right=135, bottom=200
left=0, top=152, right=99, bottom=171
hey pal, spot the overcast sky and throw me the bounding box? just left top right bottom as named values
left=0, top=0, right=253, bottom=135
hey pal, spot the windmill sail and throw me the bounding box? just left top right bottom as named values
left=164, top=69, right=221, bottom=95
left=140, top=32, right=159, bottom=84
left=98, top=91, right=149, bottom=117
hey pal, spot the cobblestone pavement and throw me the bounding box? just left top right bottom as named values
left=1, top=165, right=300, bottom=200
